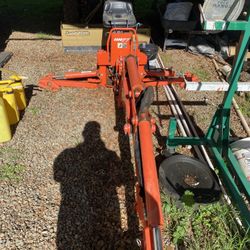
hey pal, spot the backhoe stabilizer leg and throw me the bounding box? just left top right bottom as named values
left=39, top=73, right=101, bottom=91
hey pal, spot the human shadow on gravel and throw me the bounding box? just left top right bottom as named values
left=54, top=121, right=140, bottom=249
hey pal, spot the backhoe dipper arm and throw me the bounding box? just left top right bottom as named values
left=123, top=55, right=164, bottom=249
left=137, top=114, right=164, bottom=249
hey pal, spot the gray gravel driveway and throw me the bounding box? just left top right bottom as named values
left=0, top=32, right=141, bottom=249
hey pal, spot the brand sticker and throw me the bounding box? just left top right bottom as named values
left=65, top=31, right=90, bottom=36
left=117, top=43, right=127, bottom=48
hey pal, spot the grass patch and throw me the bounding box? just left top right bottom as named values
left=36, top=32, right=54, bottom=39
left=238, top=93, right=250, bottom=118
left=162, top=191, right=250, bottom=249
left=191, top=67, right=210, bottom=81
left=0, top=163, right=25, bottom=181
left=159, top=51, right=212, bottom=81
left=160, top=53, right=173, bottom=66
left=0, top=146, right=21, bottom=162
left=177, top=66, right=210, bottom=81
left=28, top=107, right=40, bottom=115
left=0, top=146, right=25, bottom=181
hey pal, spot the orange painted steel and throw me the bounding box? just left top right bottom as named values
left=138, top=118, right=164, bottom=249
left=139, top=119, right=163, bottom=226
left=126, top=55, right=144, bottom=95
left=38, top=27, right=193, bottom=249
left=38, top=28, right=187, bottom=92
left=39, top=74, right=100, bottom=91
left=63, top=71, right=98, bottom=79
left=146, top=69, right=175, bottom=78
left=143, top=226, right=154, bottom=250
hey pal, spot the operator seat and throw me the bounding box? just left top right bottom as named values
left=103, top=0, right=137, bottom=28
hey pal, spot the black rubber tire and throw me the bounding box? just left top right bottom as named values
left=159, top=154, right=221, bottom=203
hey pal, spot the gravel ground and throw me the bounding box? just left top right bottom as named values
left=0, top=32, right=141, bottom=249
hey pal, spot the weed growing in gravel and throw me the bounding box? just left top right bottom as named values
left=0, top=147, right=25, bottom=181
left=0, top=147, right=21, bottom=163
left=0, top=163, right=25, bottom=181
left=162, top=191, right=250, bottom=249
left=160, top=53, right=173, bottom=66
left=191, top=68, right=210, bottom=81
left=28, top=107, right=40, bottom=115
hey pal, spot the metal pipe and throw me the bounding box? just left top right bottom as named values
left=165, top=85, right=205, bottom=161
left=163, top=85, right=187, bottom=137
left=155, top=56, right=187, bottom=138
left=156, top=56, right=202, bottom=154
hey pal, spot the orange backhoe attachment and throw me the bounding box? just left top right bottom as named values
left=39, top=27, right=195, bottom=249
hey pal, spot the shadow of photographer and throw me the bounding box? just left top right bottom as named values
left=54, top=121, right=140, bottom=249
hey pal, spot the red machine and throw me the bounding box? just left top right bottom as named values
left=39, top=27, right=194, bottom=249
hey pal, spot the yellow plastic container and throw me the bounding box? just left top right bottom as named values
left=0, top=81, right=27, bottom=110
left=0, top=96, right=12, bottom=143
left=1, top=88, right=20, bottom=125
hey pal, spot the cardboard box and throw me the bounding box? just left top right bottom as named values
left=61, top=23, right=151, bottom=52
left=229, top=46, right=250, bottom=59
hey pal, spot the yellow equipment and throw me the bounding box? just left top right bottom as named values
left=0, top=96, right=12, bottom=143
left=0, top=87, right=20, bottom=125
left=0, top=68, right=27, bottom=143
left=0, top=68, right=27, bottom=110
